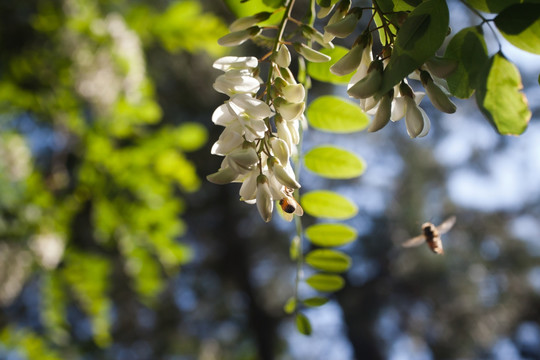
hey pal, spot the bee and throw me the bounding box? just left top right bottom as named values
left=279, top=188, right=303, bottom=222
left=402, top=216, right=456, bottom=255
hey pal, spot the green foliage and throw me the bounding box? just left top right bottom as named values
left=494, top=3, right=540, bottom=54
left=378, top=0, right=449, bottom=95
left=475, top=53, right=531, bottom=135
left=304, top=146, right=366, bottom=179
left=224, top=0, right=282, bottom=25
left=301, top=191, right=358, bottom=220
left=303, top=296, right=329, bottom=307
left=306, top=273, right=345, bottom=292
left=295, top=312, right=312, bottom=335
left=306, top=96, right=369, bottom=133
left=307, top=46, right=354, bottom=84
left=305, top=249, right=352, bottom=273
left=464, top=0, right=523, bottom=13
left=0, top=327, right=62, bottom=360
left=445, top=26, right=488, bottom=99
left=305, top=223, right=357, bottom=247
left=284, top=297, right=297, bottom=314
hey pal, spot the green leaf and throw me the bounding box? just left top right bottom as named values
left=304, top=146, right=366, bottom=179
left=263, top=0, right=285, bottom=7
left=495, top=3, right=540, bottom=54
left=464, top=0, right=523, bottom=13
left=305, top=249, right=352, bottom=273
left=378, top=0, right=449, bottom=95
left=224, top=0, right=282, bottom=25
left=305, top=223, right=357, bottom=247
left=303, top=297, right=329, bottom=307
left=306, top=273, right=345, bottom=292
left=284, top=297, right=297, bottom=314
left=296, top=313, right=312, bottom=335
left=307, top=96, right=369, bottom=133
left=444, top=26, right=488, bottom=99
left=290, top=235, right=301, bottom=260
left=176, top=122, right=207, bottom=152
left=307, top=46, right=355, bottom=84
left=301, top=191, right=358, bottom=220
left=475, top=53, right=531, bottom=135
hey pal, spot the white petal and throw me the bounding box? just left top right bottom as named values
left=211, top=128, right=243, bottom=155
left=239, top=170, right=258, bottom=201
left=212, top=103, right=236, bottom=126
left=213, top=56, right=259, bottom=71
left=231, top=94, right=273, bottom=119
left=391, top=97, right=407, bottom=122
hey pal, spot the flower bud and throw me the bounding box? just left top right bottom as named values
left=218, top=26, right=262, bottom=47
left=294, top=43, right=331, bottom=63
left=274, top=97, right=305, bottom=121
left=229, top=12, right=272, bottom=31
left=276, top=115, right=293, bottom=149
left=404, top=97, right=430, bottom=138
left=227, top=147, right=259, bottom=170
left=207, top=166, right=238, bottom=184
left=256, top=175, right=274, bottom=222
left=301, top=25, right=334, bottom=49
left=420, top=71, right=456, bottom=114
left=274, top=44, right=291, bottom=68
left=368, top=90, right=393, bottom=132
left=278, top=67, right=296, bottom=84
left=347, top=60, right=383, bottom=99
left=317, top=4, right=335, bottom=19
left=323, top=0, right=351, bottom=42
left=323, top=8, right=362, bottom=38
left=281, top=83, right=306, bottom=103
left=330, top=42, right=364, bottom=76
left=270, top=137, right=290, bottom=165
left=425, top=56, right=458, bottom=78
left=287, top=119, right=300, bottom=146
left=268, top=157, right=301, bottom=189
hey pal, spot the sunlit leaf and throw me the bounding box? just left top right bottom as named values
left=307, top=96, right=369, bottom=133
left=301, top=191, right=358, bottom=220
left=495, top=3, right=540, bottom=54
left=304, top=146, right=366, bottom=179
left=303, top=296, right=329, bottom=307
left=464, top=0, right=522, bottom=13
left=307, top=46, right=355, bottom=84
left=296, top=313, right=312, bottom=335
left=305, top=223, right=357, bottom=247
left=224, top=0, right=282, bottom=25
left=284, top=297, right=296, bottom=314
left=378, top=0, right=449, bottom=95
left=475, top=53, right=531, bottom=135
left=305, top=249, right=352, bottom=273
left=177, top=122, right=208, bottom=152
left=445, top=26, right=488, bottom=99
left=306, top=273, right=345, bottom=292
left=290, top=235, right=301, bottom=260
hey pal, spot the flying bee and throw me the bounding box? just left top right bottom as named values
left=402, top=216, right=456, bottom=254
left=279, top=188, right=303, bottom=222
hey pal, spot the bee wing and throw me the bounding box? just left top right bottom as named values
left=436, top=216, right=456, bottom=235
left=402, top=235, right=425, bottom=248
left=294, top=203, right=304, bottom=216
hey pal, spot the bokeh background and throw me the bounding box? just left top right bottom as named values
left=0, top=0, right=539, bottom=359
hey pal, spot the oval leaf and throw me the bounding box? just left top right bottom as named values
left=284, top=297, right=296, bottom=314
left=495, top=3, right=540, bottom=54
left=475, top=53, right=531, bottom=135
left=303, top=296, right=329, bottom=307
left=465, top=0, right=522, bottom=13
left=305, top=223, right=357, bottom=247
left=304, top=146, right=366, bottom=179
left=307, top=96, right=369, bottom=133
left=378, top=0, right=449, bottom=95
left=307, top=46, right=355, bottom=84
left=444, top=26, right=488, bottom=99
left=296, top=313, right=312, bottom=335
left=300, top=191, right=358, bottom=220
left=289, top=235, right=300, bottom=260
left=305, top=249, right=352, bottom=273
left=306, top=273, right=345, bottom=292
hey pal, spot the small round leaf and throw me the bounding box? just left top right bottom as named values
left=304, top=146, right=366, bottom=179
left=307, top=96, right=369, bottom=133
left=305, top=249, right=352, bottom=273
left=305, top=223, right=357, bottom=247
left=296, top=313, right=312, bottom=335
left=300, top=191, right=358, bottom=220
left=306, top=273, right=345, bottom=292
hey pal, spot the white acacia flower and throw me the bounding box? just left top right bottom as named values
left=211, top=127, right=244, bottom=155
left=404, top=96, right=430, bottom=138
left=213, top=56, right=259, bottom=71
left=212, top=94, right=272, bottom=141
left=213, top=70, right=262, bottom=96
left=256, top=175, right=274, bottom=222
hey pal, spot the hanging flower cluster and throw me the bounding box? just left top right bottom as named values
left=207, top=52, right=305, bottom=222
